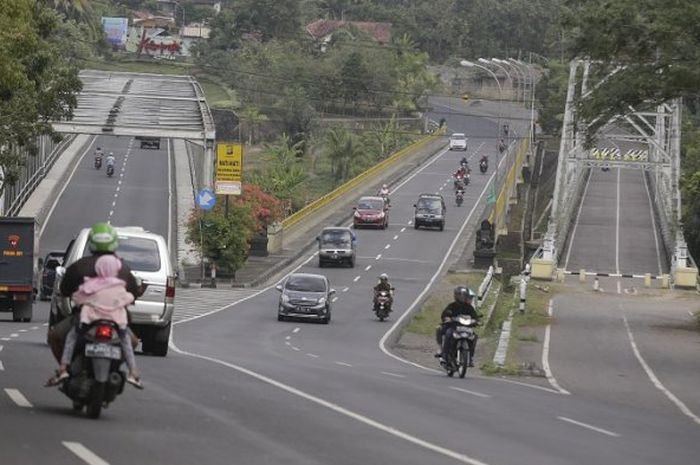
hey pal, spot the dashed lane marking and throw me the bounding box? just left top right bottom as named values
left=381, top=371, right=405, bottom=378
left=18, top=329, right=27, bottom=333
left=557, top=416, right=620, bottom=437
left=384, top=244, right=391, bottom=249
left=332, top=297, right=338, bottom=303
left=306, top=353, right=319, bottom=358
left=4, top=389, right=32, bottom=408
left=291, top=347, right=300, bottom=351
left=365, top=265, right=372, bottom=271
left=62, top=442, right=110, bottom=465
left=10, top=334, right=18, bottom=338
left=375, top=254, right=382, bottom=260
left=335, top=361, right=353, bottom=367
left=285, top=336, right=291, bottom=341
left=450, top=386, right=491, bottom=399
left=0, top=361, right=4, bottom=371
left=0, top=345, right=3, bottom=352
left=400, top=227, right=406, bottom=232
left=30, top=327, right=38, bottom=330
left=393, top=235, right=399, bottom=240
left=353, top=276, right=361, bottom=282
left=285, top=342, right=291, bottom=346
left=1, top=338, right=10, bottom=342
left=342, top=287, right=349, bottom=293
left=293, top=327, right=300, bottom=333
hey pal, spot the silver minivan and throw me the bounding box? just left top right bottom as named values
left=317, top=227, right=356, bottom=267
left=50, top=227, right=175, bottom=356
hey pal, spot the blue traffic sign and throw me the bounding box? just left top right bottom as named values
left=196, top=188, right=216, bottom=210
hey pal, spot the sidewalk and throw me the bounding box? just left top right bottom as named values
left=191, top=136, right=448, bottom=289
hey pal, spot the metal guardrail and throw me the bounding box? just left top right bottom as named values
left=282, top=132, right=444, bottom=230
left=4, top=134, right=76, bottom=216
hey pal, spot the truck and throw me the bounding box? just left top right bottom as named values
left=0, top=217, right=38, bottom=322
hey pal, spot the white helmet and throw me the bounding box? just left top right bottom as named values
left=379, top=273, right=389, bottom=282
left=109, top=152, right=114, bottom=156
left=382, top=184, right=388, bottom=189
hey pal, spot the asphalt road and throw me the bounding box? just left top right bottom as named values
left=1, top=103, right=698, bottom=465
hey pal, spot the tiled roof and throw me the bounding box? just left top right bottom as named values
left=305, top=19, right=392, bottom=44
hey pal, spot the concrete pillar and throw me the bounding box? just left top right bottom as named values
left=644, top=273, right=652, bottom=288
left=579, top=269, right=586, bottom=283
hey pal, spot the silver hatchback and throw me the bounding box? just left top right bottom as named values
left=50, top=227, right=175, bottom=356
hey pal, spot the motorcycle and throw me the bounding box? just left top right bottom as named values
left=479, top=159, right=488, bottom=174
left=374, top=289, right=393, bottom=321
left=456, top=189, right=464, bottom=207
left=379, top=192, right=391, bottom=208
left=106, top=164, right=114, bottom=177
left=440, top=315, right=478, bottom=378
left=58, top=321, right=128, bottom=418
left=94, top=156, right=102, bottom=169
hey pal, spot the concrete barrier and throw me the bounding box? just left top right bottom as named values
left=674, top=267, right=698, bottom=289
left=531, top=258, right=554, bottom=280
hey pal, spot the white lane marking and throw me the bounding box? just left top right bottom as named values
left=564, top=169, right=592, bottom=269
left=353, top=276, right=361, bottom=282
left=40, top=136, right=98, bottom=237
left=335, top=361, right=353, bottom=367
left=18, top=329, right=27, bottom=333
left=0, top=345, right=3, bottom=352
left=381, top=371, right=405, bottom=378
left=1, top=338, right=10, bottom=342
left=615, top=168, right=621, bottom=292
left=365, top=265, right=372, bottom=271
left=4, top=389, right=32, bottom=408
left=30, top=327, right=38, bottom=330
left=62, top=442, right=110, bottom=465
left=43, top=323, right=48, bottom=326
left=400, top=227, right=406, bottom=232
left=285, top=336, right=291, bottom=341
left=408, top=220, right=413, bottom=225
left=0, top=361, right=4, bottom=371
left=342, top=287, right=349, bottom=293
left=285, top=341, right=291, bottom=346
left=641, top=171, right=663, bottom=275
left=108, top=210, right=114, bottom=217
left=622, top=315, right=700, bottom=426
left=169, top=341, right=491, bottom=465
left=291, top=346, right=301, bottom=351
left=557, top=416, right=620, bottom=437
left=542, top=300, right=571, bottom=395
left=306, top=353, right=320, bottom=358
left=474, top=376, right=567, bottom=395
left=167, top=138, right=173, bottom=251
left=118, top=180, right=122, bottom=185
left=113, top=193, right=118, bottom=198
left=332, top=297, right=338, bottom=302
left=379, top=141, right=511, bottom=372
left=384, top=244, right=391, bottom=249
left=116, top=186, right=120, bottom=192
left=393, top=235, right=399, bottom=240
left=10, top=334, right=18, bottom=338
left=439, top=186, right=444, bottom=191
left=375, top=254, right=382, bottom=260
left=293, top=327, right=300, bottom=333
left=450, top=386, right=491, bottom=399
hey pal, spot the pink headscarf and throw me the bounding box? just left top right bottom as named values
left=72, top=255, right=134, bottom=328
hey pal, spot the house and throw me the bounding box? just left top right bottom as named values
left=305, top=19, right=392, bottom=50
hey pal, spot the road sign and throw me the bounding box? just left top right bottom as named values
left=196, top=188, right=216, bottom=210
left=215, top=142, right=243, bottom=195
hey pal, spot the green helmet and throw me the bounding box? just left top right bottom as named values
left=88, top=222, right=118, bottom=253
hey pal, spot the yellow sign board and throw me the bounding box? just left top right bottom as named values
left=215, top=142, right=243, bottom=195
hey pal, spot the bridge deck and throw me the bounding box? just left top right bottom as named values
left=563, top=167, right=667, bottom=276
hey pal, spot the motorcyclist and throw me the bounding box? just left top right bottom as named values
left=95, top=147, right=103, bottom=159
left=378, top=184, right=390, bottom=206
left=460, top=156, right=469, bottom=168
left=498, top=139, right=507, bottom=154
left=373, top=273, right=394, bottom=312
left=106, top=152, right=116, bottom=167
left=47, top=223, right=142, bottom=364
left=435, top=286, right=481, bottom=367
left=479, top=155, right=489, bottom=172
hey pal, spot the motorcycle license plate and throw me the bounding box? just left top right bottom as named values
left=85, top=343, right=121, bottom=360
left=456, top=326, right=470, bottom=332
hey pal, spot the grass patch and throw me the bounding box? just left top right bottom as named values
left=517, top=334, right=539, bottom=342
left=403, top=271, right=486, bottom=338
left=198, top=78, right=235, bottom=108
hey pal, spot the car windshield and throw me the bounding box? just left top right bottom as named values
left=451, top=133, right=465, bottom=140
left=286, top=276, right=326, bottom=293
left=358, top=199, right=383, bottom=210
left=82, top=236, right=161, bottom=272
left=417, top=198, right=442, bottom=213
left=320, top=231, right=352, bottom=246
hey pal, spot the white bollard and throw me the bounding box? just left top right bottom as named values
left=579, top=269, right=586, bottom=283
left=593, top=277, right=599, bottom=291
left=519, top=276, right=527, bottom=313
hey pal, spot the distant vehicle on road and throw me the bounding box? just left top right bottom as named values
left=353, top=196, right=389, bottom=229
left=39, top=251, right=64, bottom=301
left=276, top=273, right=335, bottom=324
left=51, top=226, right=176, bottom=356
left=0, top=217, right=39, bottom=322
left=317, top=227, right=356, bottom=268
left=449, top=133, right=468, bottom=151
left=136, top=136, right=161, bottom=150
left=414, top=193, right=446, bottom=231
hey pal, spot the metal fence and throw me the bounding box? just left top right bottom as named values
left=2, top=134, right=75, bottom=216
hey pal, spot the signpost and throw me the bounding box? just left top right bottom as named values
left=196, top=188, right=216, bottom=210
left=215, top=142, right=243, bottom=196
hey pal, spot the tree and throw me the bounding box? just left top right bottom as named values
left=229, top=0, right=303, bottom=41
left=249, top=134, right=307, bottom=201
left=324, top=127, right=367, bottom=181
left=239, top=105, right=268, bottom=145
left=0, top=1, right=81, bottom=198
left=340, top=51, right=371, bottom=104
left=563, top=0, right=700, bottom=133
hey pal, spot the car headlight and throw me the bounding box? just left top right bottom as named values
left=317, top=297, right=326, bottom=305
left=281, top=294, right=290, bottom=304
left=354, top=211, right=361, bottom=218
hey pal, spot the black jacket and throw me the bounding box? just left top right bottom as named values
left=60, top=253, right=141, bottom=304
left=440, top=301, right=480, bottom=322
left=374, top=281, right=392, bottom=293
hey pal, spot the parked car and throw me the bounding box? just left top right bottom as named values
left=317, top=227, right=356, bottom=268
left=449, top=133, right=468, bottom=151
left=353, top=196, right=389, bottom=229
left=39, top=251, right=64, bottom=301
left=50, top=226, right=176, bottom=356
left=414, top=193, right=447, bottom=231
left=276, top=273, right=335, bottom=324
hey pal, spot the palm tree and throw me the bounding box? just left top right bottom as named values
left=46, top=0, right=92, bottom=19
left=324, top=128, right=366, bottom=182
left=239, top=106, right=268, bottom=146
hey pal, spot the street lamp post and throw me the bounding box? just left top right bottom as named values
left=460, top=59, right=503, bottom=229
left=494, top=58, right=525, bottom=103
left=479, top=58, right=514, bottom=103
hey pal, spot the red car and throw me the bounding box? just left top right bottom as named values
left=353, top=196, right=389, bottom=229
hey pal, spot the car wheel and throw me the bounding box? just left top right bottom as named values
left=318, top=258, right=324, bottom=268
left=439, top=222, right=445, bottom=231
left=278, top=314, right=286, bottom=322
left=414, top=221, right=419, bottom=230
left=348, top=256, right=355, bottom=268
left=151, top=323, right=171, bottom=357
left=321, top=312, right=330, bottom=324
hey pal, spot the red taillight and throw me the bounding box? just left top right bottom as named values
left=96, top=325, right=113, bottom=341
left=166, top=275, right=176, bottom=299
